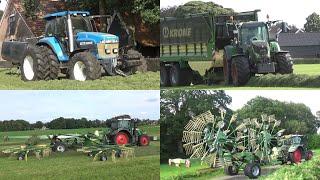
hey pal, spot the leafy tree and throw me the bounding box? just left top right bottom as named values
left=161, top=1, right=234, bottom=18
left=160, top=90, right=232, bottom=163
left=33, top=121, right=44, bottom=129
left=237, top=96, right=318, bottom=135
left=304, top=12, right=320, bottom=32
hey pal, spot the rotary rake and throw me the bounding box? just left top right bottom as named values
left=182, top=110, right=284, bottom=179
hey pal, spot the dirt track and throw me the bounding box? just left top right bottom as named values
left=212, top=165, right=281, bottom=180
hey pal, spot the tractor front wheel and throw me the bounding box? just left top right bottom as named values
left=115, top=132, right=129, bottom=145
left=224, top=164, right=239, bottom=176
left=289, top=148, right=302, bottom=164
left=21, top=45, right=50, bottom=81
left=139, top=135, right=150, bottom=146
left=69, top=52, right=101, bottom=81
left=231, top=56, right=250, bottom=86
left=306, top=150, right=313, bottom=160
left=244, top=163, right=261, bottom=179
left=275, top=53, right=293, bottom=74
left=169, top=63, right=182, bottom=86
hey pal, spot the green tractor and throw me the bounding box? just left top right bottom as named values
left=224, top=20, right=293, bottom=86
left=277, top=134, right=313, bottom=164
left=107, top=115, right=150, bottom=146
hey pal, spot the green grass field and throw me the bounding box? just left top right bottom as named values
left=0, top=125, right=160, bottom=180
left=165, top=62, right=320, bottom=89
left=0, top=68, right=160, bottom=90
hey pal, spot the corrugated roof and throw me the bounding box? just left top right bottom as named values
left=278, top=33, right=320, bottom=47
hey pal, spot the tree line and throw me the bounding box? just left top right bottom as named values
left=0, top=117, right=159, bottom=131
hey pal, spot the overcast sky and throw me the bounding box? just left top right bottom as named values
left=0, top=91, right=160, bottom=123
left=161, top=0, right=320, bottom=28
left=226, top=90, right=320, bottom=115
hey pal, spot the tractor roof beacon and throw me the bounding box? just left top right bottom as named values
left=1, top=11, right=143, bottom=81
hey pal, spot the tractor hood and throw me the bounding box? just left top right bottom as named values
left=76, top=32, right=119, bottom=44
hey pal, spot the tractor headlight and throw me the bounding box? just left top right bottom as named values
left=101, top=40, right=118, bottom=44
left=106, top=49, right=111, bottom=54
left=113, top=48, right=118, bottom=54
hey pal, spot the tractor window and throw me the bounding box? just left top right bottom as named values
left=240, top=25, right=268, bottom=45
left=71, top=16, right=93, bottom=34
left=45, top=20, right=55, bottom=36
left=292, top=136, right=301, bottom=144
left=55, top=17, right=67, bottom=38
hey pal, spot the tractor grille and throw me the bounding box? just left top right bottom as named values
left=252, top=42, right=268, bottom=56
left=97, top=43, right=119, bottom=59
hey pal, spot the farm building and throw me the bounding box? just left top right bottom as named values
left=0, top=0, right=160, bottom=63
left=0, top=0, right=69, bottom=61
left=278, top=33, right=320, bottom=58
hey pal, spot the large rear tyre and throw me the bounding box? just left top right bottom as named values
left=115, top=132, right=129, bottom=145
left=160, top=64, right=170, bottom=87
left=21, top=45, right=50, bottom=81
left=231, top=56, right=250, bottom=86
left=69, top=52, right=101, bottom=81
left=41, top=46, right=60, bottom=80
left=139, top=135, right=150, bottom=146
left=289, top=148, right=302, bottom=164
left=244, top=163, right=261, bottom=179
left=223, top=51, right=232, bottom=85
left=276, top=53, right=293, bottom=74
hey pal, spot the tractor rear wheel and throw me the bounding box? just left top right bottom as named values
left=275, top=53, right=293, bottom=74
left=224, top=164, right=239, bottom=175
left=69, top=52, right=101, bottom=81
left=244, top=163, right=261, bottom=179
left=289, top=148, right=302, bottom=164
left=41, top=46, right=60, bottom=80
left=21, top=45, right=50, bottom=81
left=139, top=135, right=150, bottom=146
left=223, top=51, right=232, bottom=85
left=115, top=132, right=129, bottom=145
left=306, top=150, right=313, bottom=160
left=160, top=64, right=170, bottom=87
left=231, top=56, right=250, bottom=86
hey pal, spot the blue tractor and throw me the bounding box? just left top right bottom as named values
left=1, top=11, right=142, bottom=81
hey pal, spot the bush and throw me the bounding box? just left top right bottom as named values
left=307, top=134, right=320, bottom=149
left=247, top=74, right=320, bottom=87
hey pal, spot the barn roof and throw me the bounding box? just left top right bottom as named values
left=278, top=33, right=320, bottom=47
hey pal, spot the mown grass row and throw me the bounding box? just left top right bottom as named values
left=247, top=74, right=320, bottom=88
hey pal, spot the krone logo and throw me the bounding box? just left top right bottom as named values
left=162, top=27, right=192, bottom=39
